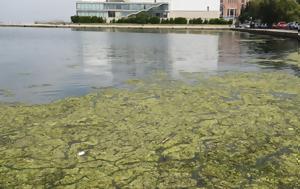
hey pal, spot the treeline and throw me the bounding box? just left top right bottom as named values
left=71, top=15, right=232, bottom=25
left=112, top=17, right=232, bottom=24
left=189, top=18, right=232, bottom=25
left=239, top=0, right=300, bottom=25
left=71, top=16, right=106, bottom=23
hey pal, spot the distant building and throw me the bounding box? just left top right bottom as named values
left=76, top=0, right=221, bottom=21
left=220, top=0, right=250, bottom=20
left=167, top=0, right=220, bottom=19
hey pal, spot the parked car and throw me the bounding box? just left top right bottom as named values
left=273, top=22, right=288, bottom=29
left=287, top=22, right=299, bottom=30
left=240, top=22, right=251, bottom=29
left=253, top=23, right=268, bottom=29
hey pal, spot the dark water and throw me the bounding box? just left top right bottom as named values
left=0, top=27, right=298, bottom=104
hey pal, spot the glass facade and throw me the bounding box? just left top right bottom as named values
left=76, top=2, right=169, bottom=19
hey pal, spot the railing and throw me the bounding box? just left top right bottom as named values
left=124, top=3, right=168, bottom=18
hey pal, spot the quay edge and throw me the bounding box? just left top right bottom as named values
left=232, top=28, right=299, bottom=40
left=0, top=23, right=230, bottom=30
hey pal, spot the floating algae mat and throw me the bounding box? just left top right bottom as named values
left=286, top=52, right=300, bottom=67
left=248, top=52, right=300, bottom=69
left=0, top=72, right=300, bottom=188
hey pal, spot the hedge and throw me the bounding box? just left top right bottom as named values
left=161, top=17, right=188, bottom=24
left=208, top=18, right=232, bottom=25
left=71, top=16, right=106, bottom=24
left=71, top=15, right=232, bottom=25
left=189, top=18, right=203, bottom=24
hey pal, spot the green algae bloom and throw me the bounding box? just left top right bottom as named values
left=286, top=52, right=300, bottom=67
left=248, top=52, right=300, bottom=69
left=0, top=72, right=300, bottom=188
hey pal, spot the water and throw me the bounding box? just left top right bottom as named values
left=1, top=27, right=300, bottom=188
left=0, top=27, right=298, bottom=104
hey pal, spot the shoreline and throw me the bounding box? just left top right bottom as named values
left=0, top=23, right=231, bottom=30
left=0, top=23, right=298, bottom=39
left=232, top=28, right=299, bottom=40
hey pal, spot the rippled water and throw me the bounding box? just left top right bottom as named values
left=0, top=28, right=298, bottom=104
left=1, top=28, right=300, bottom=188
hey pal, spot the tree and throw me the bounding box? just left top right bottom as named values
left=239, top=0, right=300, bottom=25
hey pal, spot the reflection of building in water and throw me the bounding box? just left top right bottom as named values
left=79, top=30, right=220, bottom=84
left=107, top=31, right=172, bottom=84
left=79, top=31, right=114, bottom=87
left=218, top=31, right=243, bottom=66
left=169, top=33, right=219, bottom=78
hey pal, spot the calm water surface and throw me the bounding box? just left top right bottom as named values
left=0, top=28, right=298, bottom=104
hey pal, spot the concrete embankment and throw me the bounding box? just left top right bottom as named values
left=232, top=28, right=299, bottom=40
left=0, top=23, right=230, bottom=30
left=1, top=24, right=298, bottom=40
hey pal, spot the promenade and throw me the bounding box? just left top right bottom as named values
left=1, top=23, right=298, bottom=40
left=232, top=28, right=299, bottom=40
left=0, top=23, right=230, bottom=30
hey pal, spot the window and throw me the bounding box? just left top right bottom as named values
left=108, top=11, right=115, bottom=18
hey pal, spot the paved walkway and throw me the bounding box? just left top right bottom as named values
left=232, top=28, right=298, bottom=39
left=1, top=24, right=298, bottom=39
left=0, top=23, right=230, bottom=30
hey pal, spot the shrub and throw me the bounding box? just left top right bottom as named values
left=203, top=19, right=208, bottom=24
left=208, top=18, right=228, bottom=24
left=189, top=18, right=203, bottom=24
left=148, top=17, right=160, bottom=24
left=174, top=17, right=188, bottom=24
left=71, top=16, right=79, bottom=23
left=70, top=15, right=106, bottom=24
left=160, top=19, right=169, bottom=24
left=161, top=18, right=188, bottom=24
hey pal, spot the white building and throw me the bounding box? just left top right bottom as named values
left=76, top=0, right=220, bottom=20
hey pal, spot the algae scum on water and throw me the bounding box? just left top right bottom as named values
left=0, top=72, right=300, bottom=188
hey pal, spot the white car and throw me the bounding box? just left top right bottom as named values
left=240, top=23, right=251, bottom=29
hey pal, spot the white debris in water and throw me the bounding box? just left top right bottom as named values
left=78, top=151, right=86, bottom=156
left=288, top=128, right=294, bottom=131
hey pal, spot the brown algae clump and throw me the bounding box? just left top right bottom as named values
left=0, top=72, right=300, bottom=188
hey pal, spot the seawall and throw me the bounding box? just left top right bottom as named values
left=232, top=28, right=299, bottom=40
left=1, top=24, right=299, bottom=40
left=0, top=23, right=230, bottom=30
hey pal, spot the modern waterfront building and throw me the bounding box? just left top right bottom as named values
left=220, top=0, right=250, bottom=19
left=168, top=0, right=220, bottom=19
left=76, top=0, right=221, bottom=21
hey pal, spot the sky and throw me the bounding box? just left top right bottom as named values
left=0, top=0, right=77, bottom=23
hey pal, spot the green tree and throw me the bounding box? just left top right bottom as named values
left=239, top=0, right=300, bottom=25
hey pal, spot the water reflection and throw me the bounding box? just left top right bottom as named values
left=169, top=34, right=219, bottom=78
left=0, top=28, right=298, bottom=104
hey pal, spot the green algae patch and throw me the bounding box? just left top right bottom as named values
left=0, top=72, right=300, bottom=188
left=286, top=52, right=300, bottom=67
left=248, top=52, right=300, bottom=69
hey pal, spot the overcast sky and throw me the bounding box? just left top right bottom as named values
left=0, top=0, right=77, bottom=23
